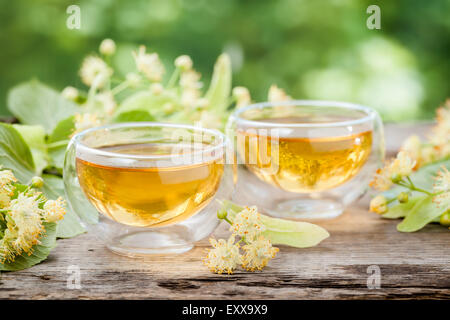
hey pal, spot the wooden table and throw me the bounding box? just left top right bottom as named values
left=1, top=123, right=449, bottom=300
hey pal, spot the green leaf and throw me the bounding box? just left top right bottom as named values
left=222, top=200, right=330, bottom=248
left=115, top=91, right=178, bottom=120
left=382, top=196, right=426, bottom=219
left=7, top=80, right=78, bottom=133
left=114, top=110, right=155, bottom=122
left=13, top=124, right=48, bottom=174
left=205, top=54, right=232, bottom=111
left=47, top=116, right=75, bottom=171
left=397, top=195, right=448, bottom=232
left=0, top=222, right=57, bottom=271
left=48, top=116, right=75, bottom=143
left=42, top=175, right=86, bottom=238
left=0, top=123, right=35, bottom=181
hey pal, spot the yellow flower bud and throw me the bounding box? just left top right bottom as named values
left=31, top=176, right=44, bottom=188
left=99, top=39, right=116, bottom=56
left=440, top=212, right=450, bottom=226
left=175, top=55, right=193, bottom=71
left=397, top=192, right=409, bottom=203
left=370, top=195, right=388, bottom=214
left=61, top=86, right=79, bottom=101
left=217, top=209, right=228, bottom=220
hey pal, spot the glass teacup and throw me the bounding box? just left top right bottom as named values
left=64, top=123, right=234, bottom=256
left=227, top=100, right=384, bottom=219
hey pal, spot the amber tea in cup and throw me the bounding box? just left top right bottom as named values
left=229, top=101, right=384, bottom=219
left=76, top=143, right=224, bottom=228
left=64, top=123, right=233, bottom=256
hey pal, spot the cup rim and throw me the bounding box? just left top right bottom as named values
left=72, top=122, right=227, bottom=162
left=231, top=100, right=378, bottom=128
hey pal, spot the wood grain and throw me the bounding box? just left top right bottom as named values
left=0, top=123, right=448, bottom=300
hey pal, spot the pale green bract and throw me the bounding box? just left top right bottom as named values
left=221, top=200, right=330, bottom=248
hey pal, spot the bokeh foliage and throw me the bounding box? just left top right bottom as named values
left=0, top=0, right=449, bottom=121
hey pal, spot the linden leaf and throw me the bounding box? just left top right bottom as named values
left=397, top=195, right=448, bottom=232
left=114, top=110, right=155, bottom=122
left=13, top=124, right=49, bottom=174
left=7, top=80, right=78, bottom=133
left=47, top=116, right=75, bottom=172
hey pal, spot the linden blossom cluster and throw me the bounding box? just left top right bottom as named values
left=0, top=168, right=66, bottom=264
left=61, top=38, right=293, bottom=134
left=369, top=100, right=450, bottom=230
left=203, top=206, right=279, bottom=274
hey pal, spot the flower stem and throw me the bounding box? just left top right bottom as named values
left=223, top=216, right=233, bottom=225
left=166, top=68, right=180, bottom=89
left=111, top=81, right=130, bottom=95
left=395, top=178, right=433, bottom=196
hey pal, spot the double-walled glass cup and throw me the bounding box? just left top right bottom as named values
left=64, top=123, right=233, bottom=257
left=228, top=100, right=384, bottom=219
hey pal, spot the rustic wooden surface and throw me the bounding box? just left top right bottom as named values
left=1, top=123, right=449, bottom=300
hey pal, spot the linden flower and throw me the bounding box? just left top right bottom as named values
left=0, top=230, right=17, bottom=263
left=175, top=55, right=193, bottom=71
left=99, top=38, right=116, bottom=56
left=0, top=190, right=12, bottom=207
left=198, top=111, right=223, bottom=130
left=181, top=88, right=201, bottom=108
left=203, top=235, right=242, bottom=274
left=132, top=46, right=164, bottom=82
left=241, top=236, right=279, bottom=272
left=125, top=72, right=141, bottom=88
left=95, top=91, right=116, bottom=115
left=400, top=135, right=421, bottom=168
left=150, top=83, right=164, bottom=95
left=429, top=100, right=450, bottom=157
left=433, top=166, right=450, bottom=206
left=230, top=206, right=265, bottom=241
left=0, top=169, right=17, bottom=188
left=6, top=193, right=45, bottom=255
left=180, top=70, right=202, bottom=90
left=61, top=86, right=79, bottom=101
left=73, top=113, right=101, bottom=135
left=232, top=86, right=251, bottom=108
left=43, top=197, right=66, bottom=223
left=370, top=151, right=416, bottom=191
left=196, top=97, right=209, bottom=109
left=390, top=151, right=416, bottom=177
left=268, top=85, right=291, bottom=102
left=79, top=56, right=112, bottom=88
left=369, top=195, right=388, bottom=214
left=436, top=99, right=450, bottom=128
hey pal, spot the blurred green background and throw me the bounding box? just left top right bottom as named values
left=0, top=0, right=449, bottom=121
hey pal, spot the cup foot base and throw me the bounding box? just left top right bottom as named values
left=267, top=199, right=343, bottom=220
left=106, top=231, right=194, bottom=257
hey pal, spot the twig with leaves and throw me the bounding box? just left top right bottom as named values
left=369, top=100, right=450, bottom=231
